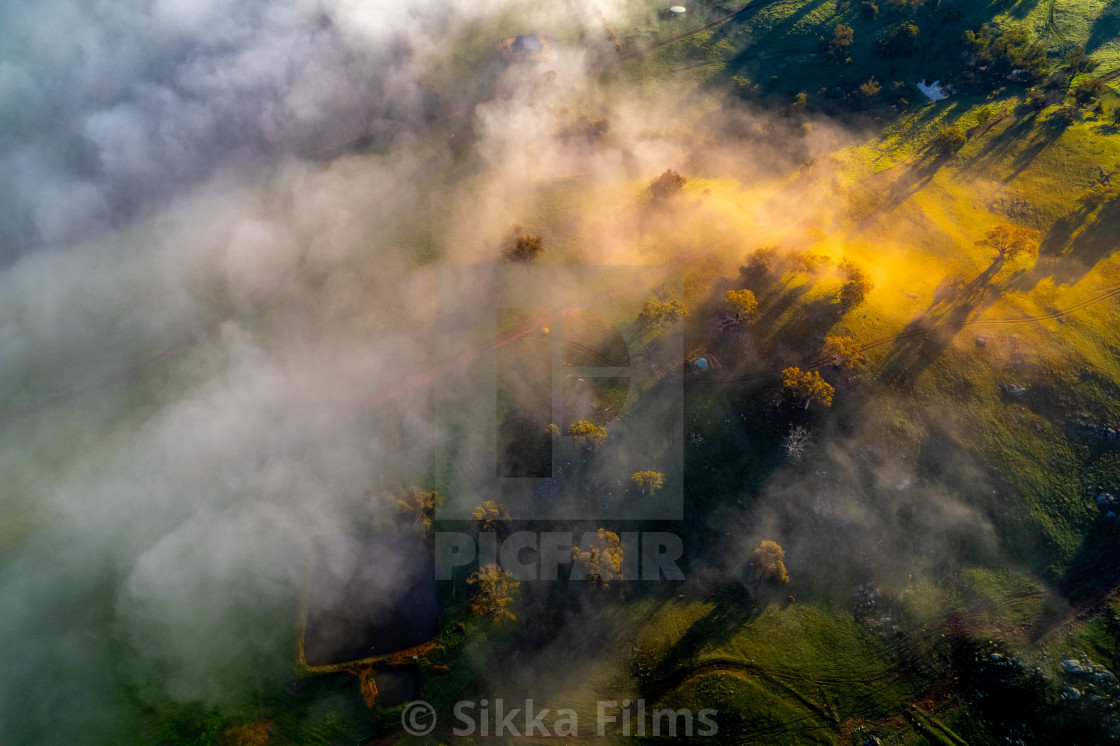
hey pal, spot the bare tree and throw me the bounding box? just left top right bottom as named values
left=783, top=426, right=812, bottom=463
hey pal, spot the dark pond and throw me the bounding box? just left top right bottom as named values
left=372, top=669, right=419, bottom=707
left=303, top=531, right=439, bottom=667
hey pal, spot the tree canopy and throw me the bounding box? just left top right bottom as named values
left=753, top=540, right=790, bottom=584
left=931, top=125, right=967, bottom=154
left=648, top=169, right=686, bottom=201
left=467, top=564, right=520, bottom=621
left=740, top=246, right=778, bottom=278
left=976, top=224, right=1039, bottom=264
left=396, top=487, right=445, bottom=531
left=637, top=298, right=688, bottom=330
left=824, top=24, right=854, bottom=65
left=571, top=529, right=624, bottom=587
left=961, top=25, right=1047, bottom=88
left=1073, top=78, right=1106, bottom=108
left=822, top=335, right=864, bottom=370
left=724, top=289, right=759, bottom=322
left=471, top=500, right=511, bottom=533
left=1063, top=47, right=1099, bottom=77
left=780, top=367, right=835, bottom=410
left=837, top=259, right=874, bottom=307
left=631, top=471, right=665, bottom=495
left=569, top=419, right=608, bottom=450
left=877, top=21, right=919, bottom=57
left=504, top=224, right=544, bottom=266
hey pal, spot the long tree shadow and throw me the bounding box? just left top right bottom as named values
left=1006, top=0, right=1044, bottom=20
left=1059, top=511, right=1120, bottom=606
left=852, top=146, right=959, bottom=226
left=874, top=261, right=1008, bottom=386
left=766, top=296, right=847, bottom=354
left=1006, top=113, right=1071, bottom=182
left=633, top=583, right=758, bottom=696
left=956, top=109, right=1041, bottom=177
left=1087, top=3, right=1120, bottom=53
left=757, top=281, right=813, bottom=331
left=700, top=262, right=821, bottom=378
left=1012, top=190, right=1120, bottom=291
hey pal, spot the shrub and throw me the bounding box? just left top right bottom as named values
left=931, top=124, right=967, bottom=154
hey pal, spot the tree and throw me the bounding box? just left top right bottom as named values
left=571, top=529, right=623, bottom=587
left=724, top=289, right=759, bottom=322
left=861, top=1, right=879, bottom=19
left=396, top=487, right=445, bottom=531
left=837, top=259, right=874, bottom=307
left=740, top=246, right=778, bottom=277
left=821, top=335, right=865, bottom=369
left=1073, top=78, right=1106, bottom=108
left=976, top=105, right=994, bottom=126
left=752, top=540, right=790, bottom=584
left=1026, top=87, right=1049, bottom=112
left=569, top=419, right=608, bottom=450
left=859, top=76, right=882, bottom=99
left=648, top=169, right=687, bottom=201
left=1082, top=183, right=1115, bottom=210
left=931, top=125, right=967, bottom=154
left=504, top=224, right=544, bottom=266
left=780, top=367, right=835, bottom=410
left=545, top=423, right=561, bottom=439
left=467, top=564, right=520, bottom=621
left=797, top=252, right=830, bottom=274
left=976, top=224, right=1039, bottom=264
left=637, top=298, right=688, bottom=330
left=472, top=500, right=511, bottom=533
left=1051, top=105, right=1083, bottom=128
left=783, top=426, right=812, bottom=463
left=962, top=25, right=1047, bottom=88
left=877, top=22, right=919, bottom=57
left=631, top=471, right=665, bottom=495
left=1063, top=47, right=1099, bottom=77
left=824, top=24, right=854, bottom=65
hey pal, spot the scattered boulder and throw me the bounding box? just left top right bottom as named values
left=1004, top=383, right=1028, bottom=397
left=976, top=336, right=988, bottom=347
